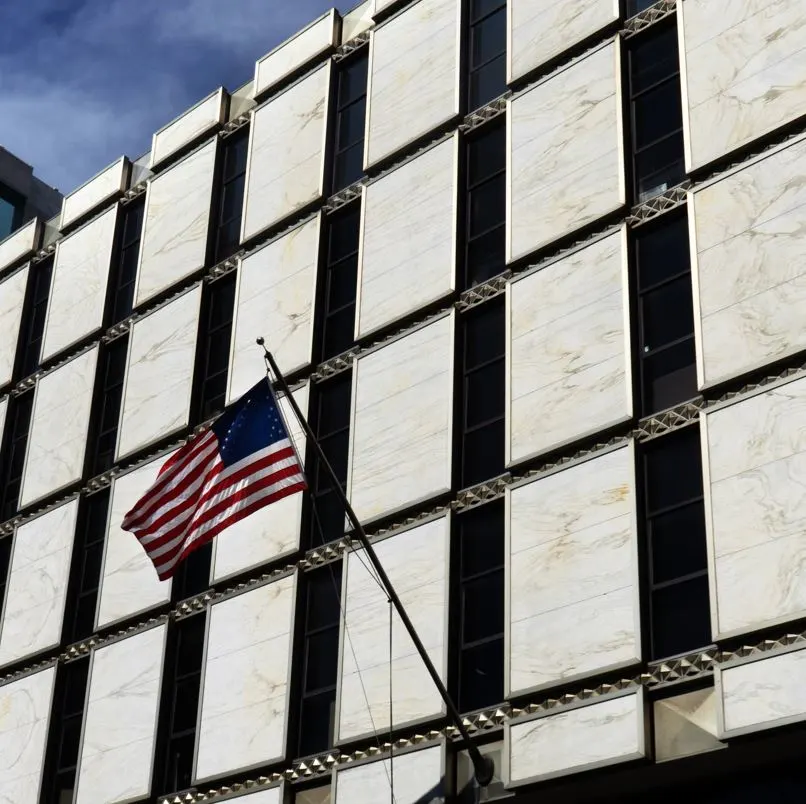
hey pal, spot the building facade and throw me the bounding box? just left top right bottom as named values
left=1, top=0, right=806, bottom=801
left=0, top=146, right=61, bottom=242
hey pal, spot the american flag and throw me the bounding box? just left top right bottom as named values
left=121, top=378, right=307, bottom=580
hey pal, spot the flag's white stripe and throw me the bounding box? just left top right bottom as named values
left=153, top=471, right=305, bottom=574
left=144, top=455, right=301, bottom=556
left=136, top=442, right=295, bottom=546
left=124, top=436, right=218, bottom=526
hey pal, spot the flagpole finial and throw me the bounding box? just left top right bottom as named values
left=256, top=337, right=265, bottom=346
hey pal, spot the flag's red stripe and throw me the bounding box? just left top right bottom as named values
left=133, top=448, right=296, bottom=543
left=153, top=479, right=307, bottom=579
left=150, top=469, right=306, bottom=570
left=141, top=461, right=303, bottom=557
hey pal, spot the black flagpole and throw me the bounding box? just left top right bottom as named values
left=257, top=339, right=495, bottom=787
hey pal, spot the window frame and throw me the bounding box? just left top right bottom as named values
left=105, top=199, right=145, bottom=327
left=466, top=0, right=508, bottom=112
left=212, top=129, right=249, bottom=264
left=0, top=390, right=34, bottom=521
left=14, top=257, right=53, bottom=381
left=330, top=49, right=369, bottom=194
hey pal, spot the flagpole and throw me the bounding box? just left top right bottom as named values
left=257, top=340, right=495, bottom=787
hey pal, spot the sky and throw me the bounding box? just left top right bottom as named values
left=0, top=0, right=349, bottom=195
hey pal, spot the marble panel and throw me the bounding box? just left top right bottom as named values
left=343, top=0, right=374, bottom=41
left=692, top=137, right=806, bottom=387
left=337, top=516, right=448, bottom=742
left=150, top=89, right=226, bottom=168
left=117, top=286, right=201, bottom=459
left=42, top=205, right=117, bottom=360
left=0, top=264, right=28, bottom=387
left=718, top=649, right=806, bottom=737
left=195, top=574, right=296, bottom=781
left=0, top=398, right=6, bottom=444
left=0, top=217, right=40, bottom=272
left=242, top=65, right=330, bottom=241
left=60, top=156, right=129, bottom=230
left=97, top=455, right=173, bottom=628
left=654, top=687, right=722, bottom=761
left=357, top=136, right=457, bottom=337
left=508, top=41, right=623, bottom=261
left=213, top=385, right=308, bottom=581
left=507, top=446, right=639, bottom=693
left=348, top=314, right=454, bottom=523
left=704, top=377, right=806, bottom=637
left=135, top=140, right=216, bottom=305
left=255, top=10, right=339, bottom=96
left=508, top=229, right=630, bottom=463
left=20, top=346, right=98, bottom=506
left=334, top=746, right=443, bottom=804
left=365, top=0, right=460, bottom=167
left=0, top=667, right=55, bottom=804
left=228, top=217, right=319, bottom=399
left=509, top=0, right=619, bottom=83
left=75, top=624, right=167, bottom=804
left=681, top=0, right=806, bottom=171
left=505, top=691, right=645, bottom=785
left=0, top=500, right=78, bottom=667
left=224, top=789, right=282, bottom=804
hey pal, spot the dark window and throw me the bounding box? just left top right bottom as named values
left=0, top=391, right=33, bottom=521
left=171, top=541, right=213, bottom=603
left=193, top=274, right=236, bottom=424
left=0, top=536, right=11, bottom=619
left=468, top=0, right=507, bottom=111
left=628, top=0, right=658, bottom=16
left=0, top=183, right=24, bottom=241
left=307, top=373, right=351, bottom=548
left=628, top=22, right=685, bottom=202
left=87, top=338, right=128, bottom=476
left=298, top=565, right=342, bottom=756
left=108, top=200, right=144, bottom=324
left=455, top=501, right=504, bottom=712
left=319, top=208, right=359, bottom=361
left=41, top=658, right=90, bottom=804
left=460, top=299, right=505, bottom=487
left=332, top=52, right=368, bottom=193
left=465, top=123, right=506, bottom=288
left=634, top=212, right=697, bottom=415
left=63, top=490, right=109, bottom=643
left=642, top=426, right=710, bottom=660
left=16, top=259, right=53, bottom=379
left=159, top=614, right=205, bottom=794
left=214, top=133, right=249, bottom=263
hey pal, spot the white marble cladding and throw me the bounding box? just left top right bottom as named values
left=229, top=216, right=319, bottom=400
left=334, top=745, right=444, bottom=804
left=97, top=455, right=173, bottom=628
left=0, top=500, right=78, bottom=667
left=150, top=89, right=227, bottom=168
left=357, top=135, right=457, bottom=338
left=507, top=445, right=640, bottom=695
left=229, top=789, right=283, bottom=804
left=348, top=313, right=454, bottom=523
left=135, top=139, right=217, bottom=305
left=0, top=217, right=40, bottom=272
left=654, top=687, right=722, bottom=762
left=255, top=9, right=339, bottom=97
left=242, top=65, right=330, bottom=241
left=507, top=228, right=630, bottom=464
left=0, top=264, right=28, bottom=387
left=681, top=0, right=806, bottom=171
left=60, top=156, right=129, bottom=230
left=0, top=666, right=55, bottom=803
left=20, top=346, right=98, bottom=506
left=75, top=624, right=167, bottom=804
left=717, top=649, right=806, bottom=737
left=195, top=573, right=296, bottom=782
left=364, top=0, right=460, bottom=167
left=508, top=40, right=624, bottom=261
left=337, top=516, right=448, bottom=743
left=213, top=385, right=308, bottom=581
left=117, top=285, right=201, bottom=459
left=509, top=0, right=619, bottom=83
left=691, top=136, right=806, bottom=388
left=42, top=205, right=117, bottom=361
left=505, top=691, right=646, bottom=785
left=703, top=375, right=806, bottom=638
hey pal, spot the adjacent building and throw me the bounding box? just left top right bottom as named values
left=1, top=0, right=806, bottom=802
left=0, top=146, right=61, bottom=241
